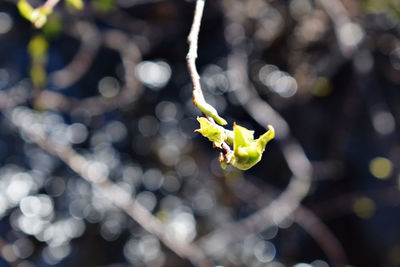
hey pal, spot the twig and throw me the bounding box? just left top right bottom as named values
left=186, top=0, right=205, bottom=110
left=5, top=107, right=211, bottom=267
left=41, top=0, right=60, bottom=10
left=186, top=0, right=227, bottom=126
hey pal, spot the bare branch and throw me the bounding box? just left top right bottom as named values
left=186, top=0, right=205, bottom=105
left=41, top=0, right=60, bottom=10
left=186, top=0, right=227, bottom=126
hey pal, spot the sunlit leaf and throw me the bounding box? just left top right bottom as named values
left=42, top=14, right=63, bottom=38
left=93, top=0, right=116, bottom=13
left=195, top=117, right=227, bottom=148
left=362, top=0, right=400, bottom=21
left=28, top=35, right=48, bottom=58
left=28, top=35, right=48, bottom=88
left=65, top=0, right=84, bottom=10
left=229, top=124, right=275, bottom=170
left=195, top=99, right=227, bottom=126
left=196, top=115, right=275, bottom=170
left=17, top=0, right=34, bottom=21
left=17, top=0, right=52, bottom=28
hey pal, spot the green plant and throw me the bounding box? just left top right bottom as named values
left=18, top=0, right=275, bottom=171
left=187, top=0, right=274, bottom=170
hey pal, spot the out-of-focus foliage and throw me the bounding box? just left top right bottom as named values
left=28, top=35, right=48, bottom=88
left=363, top=0, right=400, bottom=21
left=17, top=0, right=51, bottom=28
left=93, top=0, right=116, bottom=13
left=42, top=14, right=62, bottom=38
left=65, top=0, right=84, bottom=10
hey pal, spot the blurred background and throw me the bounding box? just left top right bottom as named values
left=0, top=0, right=400, bottom=266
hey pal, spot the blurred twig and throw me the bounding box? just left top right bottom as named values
left=2, top=104, right=211, bottom=267
left=49, top=21, right=101, bottom=89
left=41, top=0, right=60, bottom=10
left=318, top=0, right=363, bottom=57
left=35, top=29, right=144, bottom=116
left=228, top=176, right=348, bottom=266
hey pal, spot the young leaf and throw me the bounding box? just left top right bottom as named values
left=65, top=0, right=84, bottom=10
left=28, top=35, right=48, bottom=88
left=229, top=124, right=275, bottom=170
left=17, top=0, right=33, bottom=20
left=18, top=0, right=52, bottom=28
left=196, top=100, right=227, bottom=126
left=195, top=117, right=227, bottom=148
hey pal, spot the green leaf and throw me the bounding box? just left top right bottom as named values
left=18, top=0, right=34, bottom=21
left=17, top=0, right=52, bottom=28
left=362, top=0, right=400, bottom=21
left=196, top=100, right=227, bottom=126
left=195, top=116, right=275, bottom=170
left=42, top=14, right=63, bottom=38
left=93, top=0, right=116, bottom=12
left=65, top=0, right=84, bottom=10
left=229, top=124, right=275, bottom=170
left=28, top=35, right=48, bottom=88
left=28, top=35, right=48, bottom=58
left=31, top=8, right=49, bottom=28
left=195, top=117, right=227, bottom=148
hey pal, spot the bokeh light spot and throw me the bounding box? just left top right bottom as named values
left=254, top=240, right=276, bottom=263
left=372, top=111, right=395, bottom=135
left=66, top=123, right=88, bottom=144
left=369, top=157, right=393, bottom=179
left=311, top=77, right=332, bottom=97
left=135, top=60, right=171, bottom=90
left=98, top=76, right=120, bottom=98
left=0, top=12, right=12, bottom=34
left=353, top=197, right=376, bottom=219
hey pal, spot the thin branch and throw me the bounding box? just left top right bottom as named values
left=186, top=0, right=206, bottom=109
left=41, top=0, right=60, bottom=10
left=186, top=0, right=227, bottom=125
